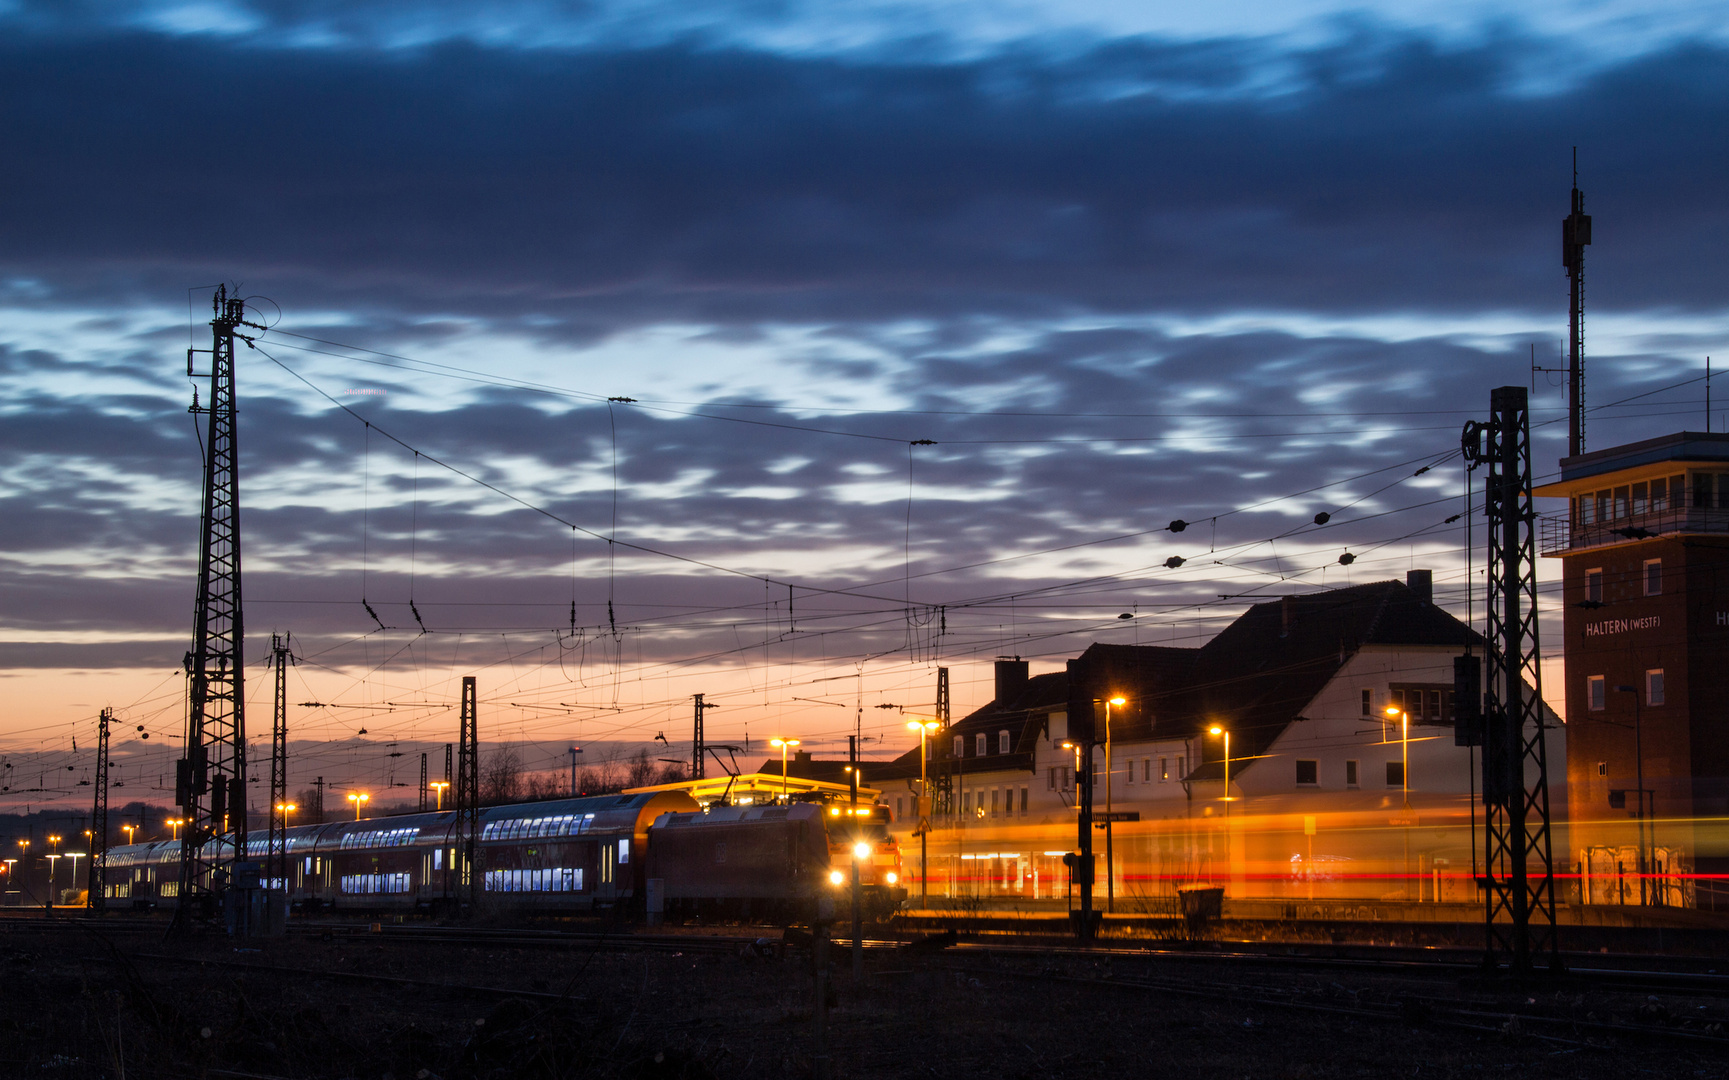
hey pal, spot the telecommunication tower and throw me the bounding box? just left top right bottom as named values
left=1564, top=152, right=1592, bottom=457
left=174, top=285, right=264, bottom=931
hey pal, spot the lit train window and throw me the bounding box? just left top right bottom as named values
left=618, top=839, right=631, bottom=865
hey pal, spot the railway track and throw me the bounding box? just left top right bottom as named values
left=943, top=957, right=1729, bottom=1051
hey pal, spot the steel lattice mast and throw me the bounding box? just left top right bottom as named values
left=175, top=285, right=262, bottom=930
left=456, top=676, right=479, bottom=911
left=1463, top=386, right=1560, bottom=974
left=87, top=707, right=111, bottom=912
left=267, top=632, right=294, bottom=890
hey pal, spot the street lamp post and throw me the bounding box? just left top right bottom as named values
left=167, top=818, right=184, bottom=841
left=1207, top=726, right=1231, bottom=812
left=906, top=719, right=940, bottom=907
left=347, top=792, right=370, bottom=821
left=1103, top=695, right=1126, bottom=912
left=430, top=780, right=450, bottom=811
left=1614, top=685, right=1650, bottom=906
left=45, top=854, right=60, bottom=906
left=1385, top=706, right=1414, bottom=900
left=770, top=739, right=800, bottom=803
left=121, top=825, right=136, bottom=845
left=65, top=852, right=84, bottom=899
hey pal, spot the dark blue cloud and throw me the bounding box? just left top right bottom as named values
left=0, top=27, right=1726, bottom=329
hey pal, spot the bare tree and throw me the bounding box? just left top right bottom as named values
left=656, top=761, right=688, bottom=785
left=524, top=771, right=563, bottom=800
left=481, top=747, right=524, bottom=805
left=625, top=747, right=657, bottom=790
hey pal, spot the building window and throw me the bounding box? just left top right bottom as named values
left=1123, top=759, right=1133, bottom=785
left=962, top=790, right=972, bottom=814
left=1143, top=758, right=1151, bottom=782
left=975, top=733, right=987, bottom=757
left=1632, top=481, right=1648, bottom=514
left=1020, top=786, right=1029, bottom=813
left=990, top=789, right=1000, bottom=815
left=1696, top=472, right=1716, bottom=509
left=1588, top=675, right=1606, bottom=711
left=953, top=735, right=964, bottom=758
left=1647, top=668, right=1665, bottom=707
left=998, top=730, right=1010, bottom=754
left=895, top=796, right=904, bottom=819
left=1361, top=688, right=1373, bottom=716
left=1176, top=756, right=1185, bottom=778
left=1345, top=760, right=1359, bottom=787
left=1159, top=758, right=1169, bottom=782
left=1386, top=761, right=1405, bottom=787
left=1597, top=761, right=1608, bottom=777
left=1644, top=559, right=1662, bottom=596
left=1047, top=767, right=1057, bottom=790
left=1586, top=569, right=1602, bottom=605
left=1295, top=759, right=1318, bottom=786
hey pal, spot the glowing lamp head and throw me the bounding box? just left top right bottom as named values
left=829, top=807, right=841, bottom=816
left=885, top=872, right=898, bottom=884
left=1208, top=726, right=1223, bottom=736
left=1385, top=706, right=1401, bottom=717
left=828, top=869, right=845, bottom=886
left=1108, top=696, right=1126, bottom=706
left=853, top=841, right=872, bottom=860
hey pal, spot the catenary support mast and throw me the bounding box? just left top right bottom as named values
left=456, top=676, right=479, bottom=911
left=174, top=285, right=262, bottom=932
left=1463, top=386, right=1560, bottom=974
left=267, top=633, right=293, bottom=891
left=87, top=708, right=111, bottom=912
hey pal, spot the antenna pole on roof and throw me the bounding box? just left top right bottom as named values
left=1563, top=149, right=1592, bottom=457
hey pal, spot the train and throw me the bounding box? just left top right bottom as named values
left=98, top=790, right=906, bottom=921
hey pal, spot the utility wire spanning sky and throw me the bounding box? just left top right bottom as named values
left=3, top=0, right=1729, bottom=809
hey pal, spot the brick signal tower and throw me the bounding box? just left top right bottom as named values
left=1536, top=432, right=1729, bottom=908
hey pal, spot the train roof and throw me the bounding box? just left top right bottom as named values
left=650, top=801, right=822, bottom=829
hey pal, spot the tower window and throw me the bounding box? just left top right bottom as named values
left=1585, top=569, right=1603, bottom=605
left=1587, top=675, right=1606, bottom=711
left=1295, top=760, right=1318, bottom=786
left=1647, top=669, right=1665, bottom=707
left=1644, top=559, right=1662, bottom=597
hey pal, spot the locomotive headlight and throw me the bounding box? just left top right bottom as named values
left=853, top=842, right=871, bottom=861
left=885, top=872, right=898, bottom=884
left=828, top=870, right=845, bottom=885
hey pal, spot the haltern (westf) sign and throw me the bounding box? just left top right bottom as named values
left=1583, top=616, right=1661, bottom=638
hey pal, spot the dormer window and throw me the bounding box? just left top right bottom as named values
left=998, top=730, right=1010, bottom=754
left=953, top=735, right=964, bottom=758
left=975, top=733, right=987, bottom=757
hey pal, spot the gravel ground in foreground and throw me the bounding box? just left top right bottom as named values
left=2, top=923, right=1725, bottom=1079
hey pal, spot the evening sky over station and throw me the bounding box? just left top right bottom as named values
left=2, top=0, right=1728, bottom=806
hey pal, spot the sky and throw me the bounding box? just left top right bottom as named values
left=3, top=0, right=1728, bottom=813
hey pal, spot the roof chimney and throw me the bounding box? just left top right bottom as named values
left=994, top=658, right=1029, bottom=705
left=1406, top=569, right=1433, bottom=604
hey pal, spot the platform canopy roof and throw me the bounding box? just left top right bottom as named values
left=623, top=771, right=881, bottom=807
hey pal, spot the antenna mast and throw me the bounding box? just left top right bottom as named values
left=1564, top=149, right=1593, bottom=457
